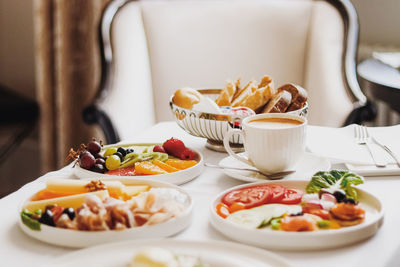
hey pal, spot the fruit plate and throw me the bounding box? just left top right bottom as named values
left=73, top=143, right=204, bottom=185
left=42, top=239, right=291, bottom=267
left=210, top=180, right=384, bottom=251
left=19, top=179, right=193, bottom=248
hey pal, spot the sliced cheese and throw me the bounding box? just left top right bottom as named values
left=46, top=178, right=125, bottom=196
left=23, top=190, right=109, bottom=212
left=46, top=179, right=91, bottom=194
left=124, top=185, right=150, bottom=197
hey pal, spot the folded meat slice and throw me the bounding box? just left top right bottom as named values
left=76, top=203, right=110, bottom=231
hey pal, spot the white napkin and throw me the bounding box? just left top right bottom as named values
left=307, top=124, right=400, bottom=176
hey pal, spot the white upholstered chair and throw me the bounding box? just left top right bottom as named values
left=83, top=0, right=376, bottom=143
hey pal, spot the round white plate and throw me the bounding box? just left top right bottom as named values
left=219, top=152, right=330, bottom=182
left=19, top=179, right=193, bottom=248
left=42, top=239, right=291, bottom=267
left=210, top=180, right=384, bottom=251
left=73, top=143, right=204, bottom=185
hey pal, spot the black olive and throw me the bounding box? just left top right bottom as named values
left=343, top=198, right=356, bottom=204
left=114, top=151, right=124, bottom=161
left=117, top=147, right=127, bottom=157
left=126, top=148, right=134, bottom=154
left=290, top=212, right=304, bottom=216
left=62, top=207, right=75, bottom=220
left=333, top=190, right=346, bottom=202
left=39, top=209, right=55, bottom=226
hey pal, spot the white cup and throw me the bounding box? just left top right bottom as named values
left=223, top=113, right=306, bottom=173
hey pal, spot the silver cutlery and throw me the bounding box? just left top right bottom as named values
left=204, top=163, right=295, bottom=180
left=354, top=125, right=387, bottom=167
left=365, top=127, right=400, bottom=168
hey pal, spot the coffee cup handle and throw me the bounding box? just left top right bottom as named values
left=223, top=129, right=254, bottom=167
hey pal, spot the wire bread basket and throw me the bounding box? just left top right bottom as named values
left=169, top=89, right=308, bottom=152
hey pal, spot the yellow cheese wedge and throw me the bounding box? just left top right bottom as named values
left=46, top=179, right=125, bottom=196
left=23, top=190, right=109, bottom=212
left=124, top=185, right=150, bottom=197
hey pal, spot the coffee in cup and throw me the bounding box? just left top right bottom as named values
left=223, top=113, right=306, bottom=173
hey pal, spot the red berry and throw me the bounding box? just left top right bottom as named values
left=153, top=145, right=166, bottom=153
left=180, top=148, right=196, bottom=160
left=163, top=138, right=186, bottom=158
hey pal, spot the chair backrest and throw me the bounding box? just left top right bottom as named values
left=95, top=0, right=365, bottom=141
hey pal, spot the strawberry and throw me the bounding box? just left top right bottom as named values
left=153, top=145, right=166, bottom=153
left=180, top=148, right=196, bottom=160
left=163, top=138, right=196, bottom=160
left=163, top=138, right=185, bottom=155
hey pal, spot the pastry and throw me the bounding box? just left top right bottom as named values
left=172, top=88, right=203, bottom=109
left=215, top=81, right=236, bottom=106
left=262, top=90, right=292, bottom=113
left=231, top=80, right=258, bottom=107
left=235, top=85, right=274, bottom=111
left=233, top=75, right=274, bottom=110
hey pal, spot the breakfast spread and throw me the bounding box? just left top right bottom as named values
left=67, top=138, right=199, bottom=176
left=171, top=75, right=308, bottom=115
left=130, top=247, right=208, bottom=267
left=215, top=170, right=365, bottom=231
left=21, top=179, right=187, bottom=231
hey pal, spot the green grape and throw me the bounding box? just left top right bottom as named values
left=105, top=155, right=121, bottom=170
left=104, top=147, right=117, bottom=157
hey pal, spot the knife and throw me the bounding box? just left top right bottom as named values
left=372, top=136, right=400, bottom=168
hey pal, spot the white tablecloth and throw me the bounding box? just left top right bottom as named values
left=1, top=122, right=399, bottom=267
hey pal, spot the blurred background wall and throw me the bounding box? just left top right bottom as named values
left=0, top=0, right=399, bottom=197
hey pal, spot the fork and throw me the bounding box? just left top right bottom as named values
left=354, top=125, right=387, bottom=167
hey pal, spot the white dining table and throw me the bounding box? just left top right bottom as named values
left=1, top=122, right=399, bottom=267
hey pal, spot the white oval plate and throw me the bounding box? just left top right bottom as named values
left=19, top=179, right=193, bottom=248
left=210, top=180, right=384, bottom=251
left=73, top=143, right=204, bottom=185
left=219, top=152, right=330, bottom=182
left=42, top=239, right=291, bottom=267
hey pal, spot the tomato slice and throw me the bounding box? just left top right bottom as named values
left=268, top=185, right=286, bottom=203
left=221, top=185, right=272, bottom=209
left=280, top=188, right=304, bottom=204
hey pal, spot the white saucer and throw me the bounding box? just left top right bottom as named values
left=218, top=152, right=330, bottom=182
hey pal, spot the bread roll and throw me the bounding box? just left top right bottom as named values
left=262, top=90, right=292, bottom=113
left=215, top=81, right=236, bottom=106
left=277, top=83, right=308, bottom=112
left=172, top=88, right=203, bottom=109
